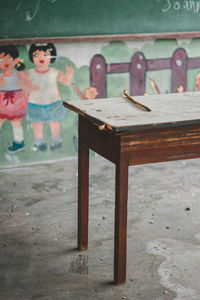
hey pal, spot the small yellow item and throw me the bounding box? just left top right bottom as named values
left=106, top=124, right=113, bottom=131
left=98, top=124, right=106, bottom=130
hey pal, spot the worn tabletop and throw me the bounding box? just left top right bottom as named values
left=63, top=92, right=200, bottom=132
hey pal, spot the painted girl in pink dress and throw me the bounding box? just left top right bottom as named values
left=0, top=45, right=29, bottom=152
left=26, top=43, right=73, bottom=151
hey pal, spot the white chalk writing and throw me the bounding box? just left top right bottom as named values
left=14, top=0, right=57, bottom=22
left=157, top=0, right=200, bottom=13
left=25, top=0, right=40, bottom=22
left=15, top=0, right=22, bottom=12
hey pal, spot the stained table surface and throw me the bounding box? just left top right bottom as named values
left=63, top=92, right=200, bottom=132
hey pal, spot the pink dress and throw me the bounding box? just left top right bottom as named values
left=0, top=70, right=28, bottom=120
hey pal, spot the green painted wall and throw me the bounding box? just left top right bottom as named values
left=1, top=38, right=200, bottom=167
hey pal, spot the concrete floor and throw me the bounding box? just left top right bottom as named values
left=0, top=156, right=200, bottom=300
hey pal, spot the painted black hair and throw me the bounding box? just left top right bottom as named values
left=0, top=45, right=25, bottom=71
left=29, top=43, right=57, bottom=64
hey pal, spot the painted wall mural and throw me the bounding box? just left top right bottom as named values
left=1, top=38, right=200, bottom=167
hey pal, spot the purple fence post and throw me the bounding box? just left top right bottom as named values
left=171, top=48, right=188, bottom=93
left=90, top=54, right=107, bottom=99
left=130, top=52, right=146, bottom=96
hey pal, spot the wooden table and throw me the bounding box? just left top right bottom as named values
left=63, top=92, right=200, bottom=284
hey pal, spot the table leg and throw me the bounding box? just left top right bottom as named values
left=114, top=156, right=129, bottom=284
left=78, top=135, right=89, bottom=251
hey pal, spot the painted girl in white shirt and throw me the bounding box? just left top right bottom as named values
left=26, top=43, right=73, bottom=151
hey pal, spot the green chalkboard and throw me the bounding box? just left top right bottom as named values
left=1, top=0, right=200, bottom=40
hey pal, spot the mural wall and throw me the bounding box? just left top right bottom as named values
left=1, top=38, right=200, bottom=167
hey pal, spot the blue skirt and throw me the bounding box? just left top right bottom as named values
left=26, top=100, right=68, bottom=122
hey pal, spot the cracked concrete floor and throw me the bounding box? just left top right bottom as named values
left=0, top=156, right=200, bottom=300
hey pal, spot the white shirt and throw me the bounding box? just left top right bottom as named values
left=28, top=68, right=60, bottom=105
left=2, top=70, right=19, bottom=91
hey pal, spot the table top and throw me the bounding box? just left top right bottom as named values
left=63, top=92, right=200, bottom=132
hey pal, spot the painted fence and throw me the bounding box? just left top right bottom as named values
left=90, top=48, right=200, bottom=97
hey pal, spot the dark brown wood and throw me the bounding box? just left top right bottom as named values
left=76, top=111, right=200, bottom=284
left=114, top=146, right=129, bottom=284
left=78, top=116, right=120, bottom=164
left=78, top=116, right=90, bottom=250
left=120, top=124, right=200, bottom=165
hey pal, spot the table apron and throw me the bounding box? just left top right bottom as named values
left=79, top=116, right=120, bottom=164
left=79, top=116, right=200, bottom=166
left=121, top=124, right=200, bottom=165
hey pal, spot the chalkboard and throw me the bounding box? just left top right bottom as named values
left=1, top=0, right=200, bottom=40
